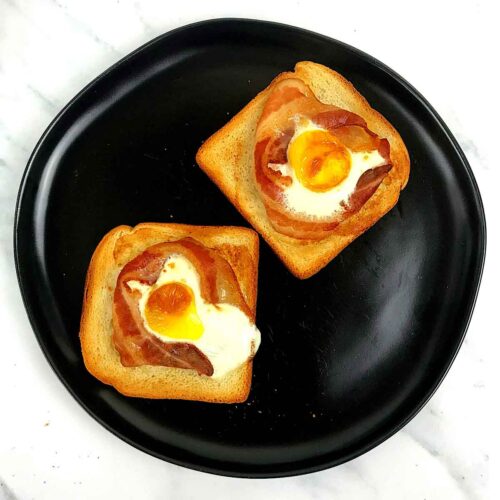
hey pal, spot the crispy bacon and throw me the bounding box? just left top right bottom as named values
left=314, top=110, right=367, bottom=130
left=112, top=238, right=250, bottom=375
left=254, top=78, right=392, bottom=239
left=347, top=164, right=392, bottom=214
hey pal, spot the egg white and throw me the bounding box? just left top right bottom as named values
left=277, top=120, right=386, bottom=218
left=127, top=254, right=261, bottom=379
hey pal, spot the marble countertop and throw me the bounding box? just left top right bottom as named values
left=0, top=1, right=497, bottom=499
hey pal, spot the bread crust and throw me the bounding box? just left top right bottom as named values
left=79, top=223, right=259, bottom=403
left=196, top=61, right=410, bottom=279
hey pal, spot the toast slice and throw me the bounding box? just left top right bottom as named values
left=196, top=61, right=410, bottom=279
left=80, top=223, right=259, bottom=403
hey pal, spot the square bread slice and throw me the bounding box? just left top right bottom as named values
left=196, top=61, right=410, bottom=279
left=80, top=223, right=259, bottom=403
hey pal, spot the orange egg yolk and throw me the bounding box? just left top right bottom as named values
left=144, top=282, right=204, bottom=340
left=287, top=129, right=351, bottom=191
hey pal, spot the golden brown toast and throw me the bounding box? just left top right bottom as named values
left=196, top=61, right=410, bottom=279
left=79, top=223, right=259, bottom=403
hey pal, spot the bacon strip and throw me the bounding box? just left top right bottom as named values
left=112, top=238, right=250, bottom=375
left=254, top=78, right=392, bottom=239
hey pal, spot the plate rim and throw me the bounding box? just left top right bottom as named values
left=14, top=18, right=487, bottom=478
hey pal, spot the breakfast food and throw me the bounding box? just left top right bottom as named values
left=196, top=61, right=410, bottom=278
left=80, top=223, right=260, bottom=403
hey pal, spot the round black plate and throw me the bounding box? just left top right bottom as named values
left=15, top=19, right=485, bottom=477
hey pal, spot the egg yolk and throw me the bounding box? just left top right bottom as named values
left=144, top=282, right=204, bottom=340
left=288, top=129, right=351, bottom=192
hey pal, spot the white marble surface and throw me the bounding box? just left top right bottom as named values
left=0, top=1, right=498, bottom=499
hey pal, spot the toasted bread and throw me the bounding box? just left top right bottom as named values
left=79, top=223, right=259, bottom=403
left=196, top=61, right=410, bottom=279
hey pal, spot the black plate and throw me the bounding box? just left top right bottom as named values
left=15, top=19, right=486, bottom=477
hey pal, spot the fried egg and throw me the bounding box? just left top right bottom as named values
left=127, top=254, right=260, bottom=378
left=275, top=119, right=386, bottom=218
